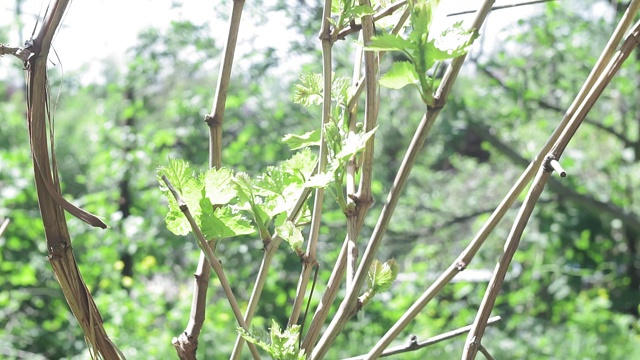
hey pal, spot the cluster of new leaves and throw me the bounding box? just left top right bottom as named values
left=366, top=0, right=478, bottom=106
left=238, top=320, right=306, bottom=360
left=360, top=258, right=399, bottom=306
left=289, top=73, right=377, bottom=211
left=292, top=72, right=351, bottom=111
left=157, top=150, right=316, bottom=252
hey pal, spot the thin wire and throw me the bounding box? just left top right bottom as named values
left=448, top=0, right=555, bottom=17
left=299, top=263, right=319, bottom=350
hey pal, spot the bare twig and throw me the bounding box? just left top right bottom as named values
left=334, top=0, right=555, bottom=41
left=462, top=166, right=550, bottom=359
left=286, top=0, right=335, bottom=331
left=306, top=2, right=497, bottom=359
left=352, top=0, right=379, bottom=249
left=0, top=42, right=33, bottom=62
left=206, top=0, right=246, bottom=170
left=478, top=345, right=496, bottom=360
left=345, top=33, right=364, bottom=291
left=342, top=317, right=501, bottom=360
left=346, top=0, right=380, bottom=296
left=344, top=317, right=501, bottom=360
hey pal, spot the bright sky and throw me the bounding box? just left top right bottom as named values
left=0, top=0, right=551, bottom=80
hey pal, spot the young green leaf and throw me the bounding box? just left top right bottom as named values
left=367, top=258, right=399, bottom=293
left=200, top=205, right=256, bottom=239
left=331, top=75, right=351, bottom=106
left=427, top=23, right=478, bottom=61
left=163, top=197, right=192, bottom=236
left=237, top=326, right=271, bottom=355
left=233, top=172, right=255, bottom=206
left=253, top=165, right=302, bottom=219
left=204, top=167, right=236, bottom=206
left=293, top=73, right=323, bottom=107
left=366, top=32, right=414, bottom=53
left=409, top=0, right=439, bottom=36
left=157, top=158, right=198, bottom=195
left=335, top=126, right=378, bottom=161
left=326, top=16, right=338, bottom=28
left=305, top=172, right=334, bottom=189
left=158, top=160, right=205, bottom=237
left=379, top=61, right=420, bottom=90
left=233, top=172, right=272, bottom=239
left=276, top=220, right=304, bottom=252
left=280, top=148, right=317, bottom=183
left=268, top=321, right=305, bottom=360
left=254, top=166, right=286, bottom=195
left=330, top=0, right=342, bottom=14
left=238, top=320, right=306, bottom=360
left=282, top=129, right=321, bottom=150
left=344, top=5, right=375, bottom=20
left=323, top=121, right=343, bottom=157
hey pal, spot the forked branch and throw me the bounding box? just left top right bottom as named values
left=20, top=0, right=122, bottom=358
left=177, top=0, right=247, bottom=358
left=162, top=176, right=261, bottom=360
left=344, top=316, right=501, bottom=359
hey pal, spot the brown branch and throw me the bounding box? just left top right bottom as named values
left=286, top=0, right=334, bottom=334
left=353, top=0, right=379, bottom=240
left=161, top=176, right=261, bottom=360
left=551, top=19, right=640, bottom=159
left=345, top=33, right=363, bottom=292
left=462, top=165, right=551, bottom=359
left=323, top=2, right=496, bottom=359
left=334, top=0, right=555, bottom=41
left=343, top=316, right=502, bottom=360
left=478, top=344, right=496, bottom=360
left=0, top=42, right=33, bottom=62
left=175, top=0, right=247, bottom=358
left=23, top=0, right=122, bottom=358
left=363, top=3, right=639, bottom=359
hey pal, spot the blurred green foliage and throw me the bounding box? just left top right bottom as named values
left=1, top=0, right=639, bottom=359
